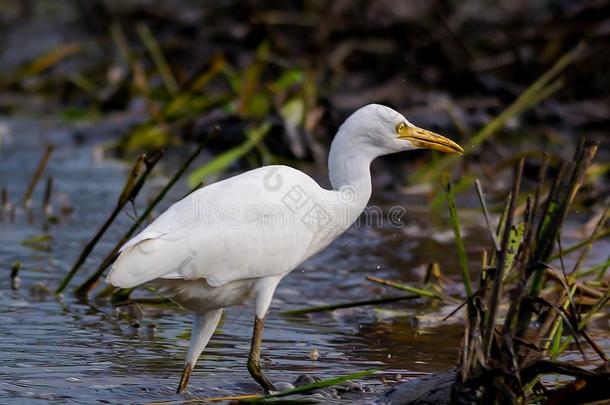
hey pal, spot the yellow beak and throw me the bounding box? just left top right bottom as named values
left=397, top=125, right=463, bottom=155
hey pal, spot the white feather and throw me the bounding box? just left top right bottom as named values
left=106, top=165, right=353, bottom=289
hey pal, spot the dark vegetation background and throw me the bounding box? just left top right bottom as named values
left=0, top=0, right=608, bottom=195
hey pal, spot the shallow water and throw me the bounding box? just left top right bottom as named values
left=0, top=117, right=607, bottom=404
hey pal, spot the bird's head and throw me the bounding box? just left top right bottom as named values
left=337, top=104, right=463, bottom=157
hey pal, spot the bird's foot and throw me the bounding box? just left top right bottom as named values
left=177, top=363, right=192, bottom=393
left=258, top=374, right=277, bottom=394
left=248, top=362, right=276, bottom=393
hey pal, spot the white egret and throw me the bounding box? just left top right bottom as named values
left=106, top=104, right=463, bottom=393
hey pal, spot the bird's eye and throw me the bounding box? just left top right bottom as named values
left=395, top=122, right=406, bottom=134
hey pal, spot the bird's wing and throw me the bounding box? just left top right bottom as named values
left=107, top=165, right=340, bottom=288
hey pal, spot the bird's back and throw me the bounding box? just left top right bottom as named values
left=107, top=165, right=344, bottom=289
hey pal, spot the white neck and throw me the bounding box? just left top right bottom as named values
left=327, top=128, right=377, bottom=212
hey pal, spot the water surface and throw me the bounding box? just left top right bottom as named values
left=0, top=117, right=607, bottom=404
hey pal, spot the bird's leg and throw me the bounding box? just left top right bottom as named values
left=248, top=275, right=282, bottom=392
left=177, top=364, right=192, bottom=393
left=247, top=315, right=276, bottom=393
left=177, top=308, right=223, bottom=393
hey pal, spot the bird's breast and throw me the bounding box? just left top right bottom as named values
left=148, top=278, right=258, bottom=312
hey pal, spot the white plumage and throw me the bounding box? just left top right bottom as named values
left=106, top=104, right=463, bottom=393
left=108, top=165, right=347, bottom=290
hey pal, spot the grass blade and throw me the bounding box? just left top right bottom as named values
left=143, top=370, right=376, bottom=404
left=442, top=172, right=473, bottom=297
left=484, top=158, right=524, bottom=356
left=187, top=121, right=271, bottom=187
left=136, top=24, right=178, bottom=96
left=548, top=228, right=610, bottom=261
left=366, top=276, right=440, bottom=299
left=474, top=179, right=501, bottom=252
left=9, top=43, right=81, bottom=83
left=244, top=370, right=377, bottom=402
left=280, top=295, right=419, bottom=316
